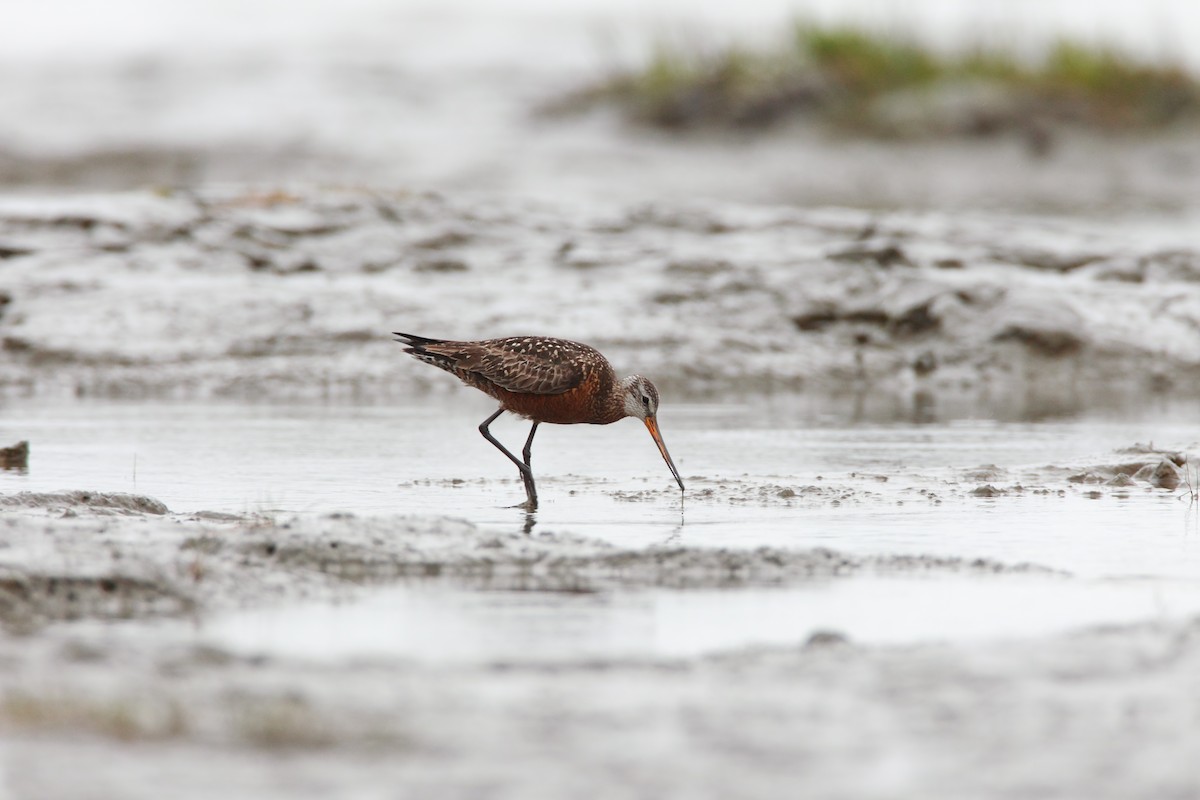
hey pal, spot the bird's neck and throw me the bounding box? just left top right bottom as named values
left=593, top=376, right=634, bottom=424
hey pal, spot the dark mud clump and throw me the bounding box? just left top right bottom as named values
left=1066, top=445, right=1188, bottom=489
left=1, top=439, right=29, bottom=471
left=1133, top=459, right=1185, bottom=490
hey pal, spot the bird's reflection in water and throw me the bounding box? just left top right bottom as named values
left=665, top=496, right=686, bottom=543
left=517, top=495, right=685, bottom=539
left=661, top=521, right=684, bottom=546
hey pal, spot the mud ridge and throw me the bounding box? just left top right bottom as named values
left=0, top=490, right=169, bottom=515
left=0, top=572, right=192, bottom=630
left=2, top=190, right=1199, bottom=403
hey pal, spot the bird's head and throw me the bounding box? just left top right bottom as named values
left=621, top=375, right=660, bottom=421
left=620, top=375, right=683, bottom=493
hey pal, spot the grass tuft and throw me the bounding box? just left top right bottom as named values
left=798, top=24, right=941, bottom=95
left=564, top=22, right=1200, bottom=137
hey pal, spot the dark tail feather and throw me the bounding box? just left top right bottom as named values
left=393, top=332, right=459, bottom=373
left=392, top=331, right=443, bottom=348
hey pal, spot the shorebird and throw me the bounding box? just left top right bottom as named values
left=394, top=333, right=684, bottom=509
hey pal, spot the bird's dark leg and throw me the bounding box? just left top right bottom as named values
left=522, top=422, right=539, bottom=467
left=478, top=407, right=538, bottom=510
left=519, top=422, right=540, bottom=513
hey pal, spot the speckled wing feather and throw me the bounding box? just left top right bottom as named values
left=451, top=337, right=598, bottom=395
left=396, top=334, right=602, bottom=395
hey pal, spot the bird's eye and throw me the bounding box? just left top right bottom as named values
left=641, top=395, right=650, bottom=406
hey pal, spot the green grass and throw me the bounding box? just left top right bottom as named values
left=798, top=25, right=942, bottom=94
left=567, top=22, right=1200, bottom=136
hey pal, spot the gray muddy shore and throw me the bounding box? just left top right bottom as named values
left=0, top=488, right=1064, bottom=632
left=5, top=2, right=1200, bottom=796
left=4, top=610, right=1199, bottom=800
left=1, top=188, right=1199, bottom=406
left=1, top=491, right=1198, bottom=799
left=1, top=408, right=1198, bottom=799
left=1, top=189, right=1198, bottom=800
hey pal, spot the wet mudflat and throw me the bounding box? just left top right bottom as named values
left=2, top=398, right=1199, bottom=798
left=4, top=1, right=1200, bottom=795
left=0, top=185, right=1198, bottom=797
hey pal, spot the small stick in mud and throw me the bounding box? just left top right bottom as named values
left=394, top=332, right=685, bottom=510
left=1180, top=455, right=1198, bottom=505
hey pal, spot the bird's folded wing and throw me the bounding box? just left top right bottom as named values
left=442, top=340, right=589, bottom=395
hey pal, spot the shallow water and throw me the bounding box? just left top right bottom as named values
left=4, top=398, right=1200, bottom=659
left=199, top=574, right=1200, bottom=663
left=6, top=398, right=1199, bottom=800
left=2, top=398, right=1198, bottom=582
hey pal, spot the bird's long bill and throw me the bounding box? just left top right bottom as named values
left=643, top=416, right=685, bottom=493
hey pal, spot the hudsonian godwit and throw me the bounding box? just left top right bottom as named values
left=394, top=332, right=684, bottom=509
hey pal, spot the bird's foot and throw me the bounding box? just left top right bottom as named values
left=518, top=473, right=538, bottom=511
left=508, top=498, right=538, bottom=512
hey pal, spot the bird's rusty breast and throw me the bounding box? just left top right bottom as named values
left=480, top=337, right=627, bottom=424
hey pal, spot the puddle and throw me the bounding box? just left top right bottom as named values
left=4, top=399, right=1200, bottom=690
left=197, top=574, right=1200, bottom=664
left=2, top=399, right=1198, bottom=580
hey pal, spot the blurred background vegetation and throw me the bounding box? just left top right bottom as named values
left=557, top=22, right=1199, bottom=143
